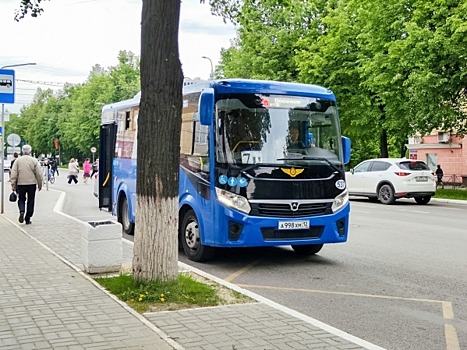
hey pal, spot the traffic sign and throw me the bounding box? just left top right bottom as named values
left=7, top=133, right=21, bottom=147
left=91, top=147, right=97, bottom=153
left=0, top=69, right=15, bottom=104
left=7, top=146, right=21, bottom=153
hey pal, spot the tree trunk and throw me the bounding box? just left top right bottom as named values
left=133, top=0, right=183, bottom=282
left=379, top=128, right=389, bottom=158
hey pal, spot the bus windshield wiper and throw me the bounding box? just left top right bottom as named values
left=277, top=156, right=341, bottom=173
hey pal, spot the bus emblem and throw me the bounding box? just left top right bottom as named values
left=281, top=167, right=304, bottom=177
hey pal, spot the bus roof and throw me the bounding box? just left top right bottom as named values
left=183, top=79, right=336, bottom=100
left=102, top=79, right=336, bottom=123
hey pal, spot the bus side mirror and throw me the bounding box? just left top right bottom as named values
left=341, top=136, right=351, bottom=164
left=199, top=88, right=214, bottom=126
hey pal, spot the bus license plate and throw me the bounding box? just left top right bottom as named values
left=278, top=221, right=309, bottom=230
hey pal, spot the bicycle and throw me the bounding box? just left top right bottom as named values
left=43, top=167, right=55, bottom=185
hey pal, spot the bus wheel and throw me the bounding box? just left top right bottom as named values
left=180, top=210, right=215, bottom=262
left=118, top=195, right=134, bottom=235
left=291, top=244, right=323, bottom=255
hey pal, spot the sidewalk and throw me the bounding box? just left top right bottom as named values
left=0, top=177, right=385, bottom=350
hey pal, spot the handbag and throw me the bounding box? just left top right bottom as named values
left=9, top=192, right=17, bottom=202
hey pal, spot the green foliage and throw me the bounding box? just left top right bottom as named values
left=5, top=51, right=140, bottom=162
left=217, top=0, right=467, bottom=163
left=95, top=273, right=221, bottom=313
left=14, top=0, right=49, bottom=21
left=435, top=188, right=467, bottom=201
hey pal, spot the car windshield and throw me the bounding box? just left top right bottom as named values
left=398, top=161, right=430, bottom=171
left=214, top=93, right=342, bottom=167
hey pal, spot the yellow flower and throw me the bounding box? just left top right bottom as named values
left=139, top=294, right=145, bottom=298
left=130, top=299, right=134, bottom=302
left=160, top=293, right=165, bottom=298
left=138, top=297, right=143, bottom=302
left=160, top=298, right=165, bottom=303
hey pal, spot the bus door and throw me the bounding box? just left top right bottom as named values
left=99, top=123, right=117, bottom=210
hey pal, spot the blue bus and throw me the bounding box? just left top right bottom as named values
left=99, top=79, right=351, bottom=262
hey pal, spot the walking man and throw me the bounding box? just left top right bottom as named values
left=10, top=145, right=43, bottom=225
left=435, top=164, right=444, bottom=189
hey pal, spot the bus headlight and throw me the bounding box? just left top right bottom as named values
left=331, top=190, right=349, bottom=213
left=216, top=188, right=251, bottom=214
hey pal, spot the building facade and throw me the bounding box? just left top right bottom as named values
left=406, top=131, right=467, bottom=186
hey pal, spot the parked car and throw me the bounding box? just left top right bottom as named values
left=345, top=158, right=436, bottom=204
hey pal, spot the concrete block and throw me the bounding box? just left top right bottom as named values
left=81, top=220, right=123, bottom=274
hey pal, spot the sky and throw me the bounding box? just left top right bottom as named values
left=0, top=0, right=236, bottom=114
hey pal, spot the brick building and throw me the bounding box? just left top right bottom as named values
left=406, top=131, right=467, bottom=186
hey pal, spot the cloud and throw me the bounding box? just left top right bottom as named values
left=0, top=0, right=236, bottom=113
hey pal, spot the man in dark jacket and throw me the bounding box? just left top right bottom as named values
left=8, top=152, right=18, bottom=179
left=435, top=164, right=444, bottom=189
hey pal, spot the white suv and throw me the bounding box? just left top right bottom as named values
left=345, top=158, right=436, bottom=204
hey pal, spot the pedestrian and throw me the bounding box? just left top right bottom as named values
left=67, top=158, right=80, bottom=184
left=50, top=157, right=59, bottom=176
left=42, top=158, right=51, bottom=183
left=90, top=158, right=99, bottom=178
left=8, top=152, right=19, bottom=180
left=435, top=164, right=444, bottom=189
left=10, top=145, right=43, bottom=225
left=83, top=158, right=91, bottom=184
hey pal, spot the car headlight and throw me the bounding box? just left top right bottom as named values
left=332, top=190, right=349, bottom=213
left=216, top=188, right=251, bottom=214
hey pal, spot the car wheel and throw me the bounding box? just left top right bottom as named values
left=379, top=184, right=395, bottom=204
left=414, top=196, right=431, bottom=205
left=180, top=209, right=215, bottom=262
left=291, top=244, right=323, bottom=255
left=118, top=195, right=135, bottom=235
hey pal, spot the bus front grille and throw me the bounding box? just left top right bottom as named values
left=261, top=226, right=324, bottom=240
left=251, top=202, right=331, bottom=217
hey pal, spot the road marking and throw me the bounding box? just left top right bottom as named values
left=442, top=302, right=460, bottom=350
left=237, top=284, right=461, bottom=350
left=442, top=301, right=454, bottom=319
left=224, top=260, right=262, bottom=282
left=445, top=324, right=461, bottom=350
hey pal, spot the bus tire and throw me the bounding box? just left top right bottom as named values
left=291, top=244, right=323, bottom=255
left=180, top=209, right=215, bottom=262
left=118, top=195, right=135, bottom=235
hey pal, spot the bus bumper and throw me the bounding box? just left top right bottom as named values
left=208, top=204, right=350, bottom=247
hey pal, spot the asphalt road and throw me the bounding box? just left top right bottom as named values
left=179, top=198, right=467, bottom=350
left=50, top=172, right=466, bottom=350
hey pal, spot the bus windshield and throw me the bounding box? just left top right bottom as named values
left=215, top=93, right=342, bottom=166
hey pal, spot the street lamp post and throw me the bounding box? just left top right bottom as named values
left=1, top=62, right=36, bottom=214
left=201, top=56, right=214, bottom=80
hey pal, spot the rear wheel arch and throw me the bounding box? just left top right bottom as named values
left=377, top=182, right=396, bottom=204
